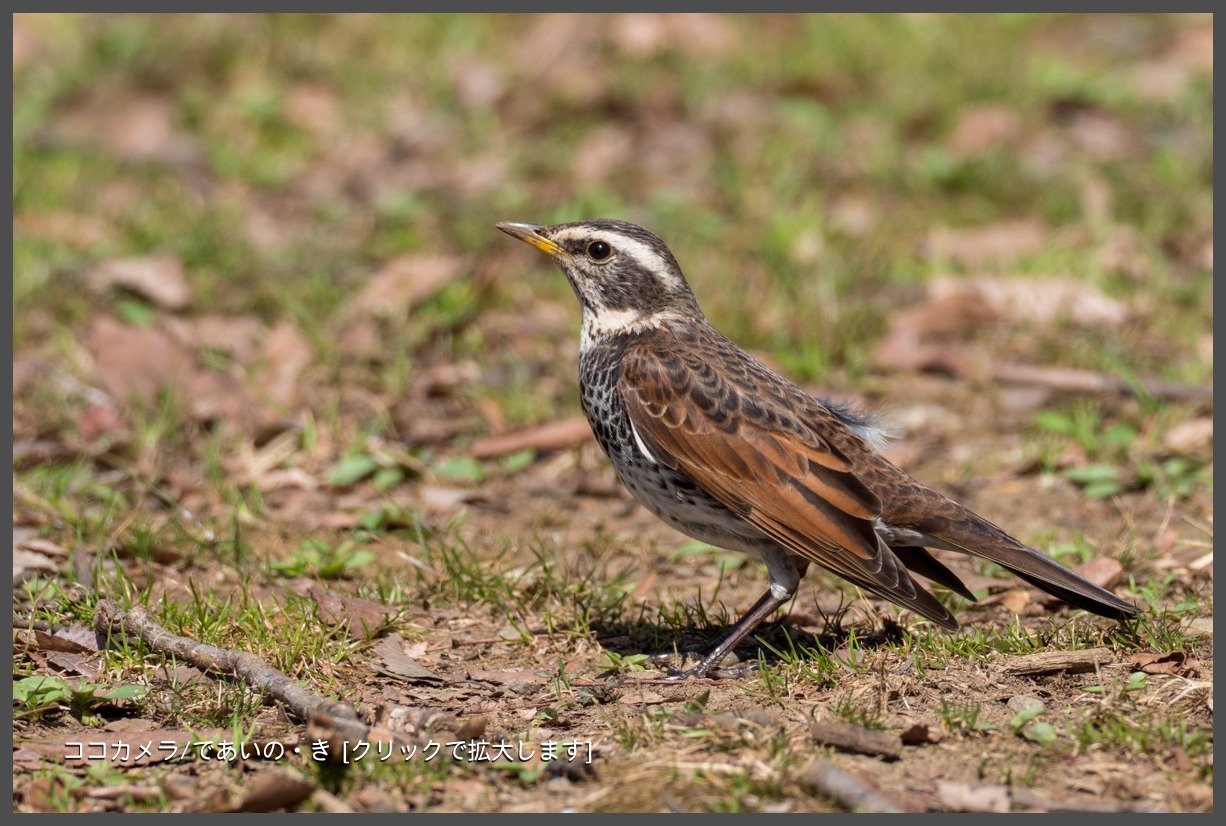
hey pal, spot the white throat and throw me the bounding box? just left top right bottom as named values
left=580, top=306, right=660, bottom=352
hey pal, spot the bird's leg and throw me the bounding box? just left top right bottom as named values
left=656, top=555, right=808, bottom=680
left=662, top=587, right=794, bottom=680
left=646, top=589, right=780, bottom=669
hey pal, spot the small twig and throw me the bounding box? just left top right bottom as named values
left=91, top=601, right=411, bottom=754
left=989, top=363, right=1211, bottom=403
left=568, top=678, right=725, bottom=687
left=469, top=416, right=593, bottom=459
left=799, top=758, right=904, bottom=813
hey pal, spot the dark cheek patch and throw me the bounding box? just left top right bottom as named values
left=598, top=266, right=668, bottom=312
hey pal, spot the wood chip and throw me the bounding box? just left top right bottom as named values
left=998, top=647, right=1115, bottom=677
left=809, top=719, right=902, bottom=760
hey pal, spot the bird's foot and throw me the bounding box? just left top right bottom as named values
left=656, top=650, right=758, bottom=681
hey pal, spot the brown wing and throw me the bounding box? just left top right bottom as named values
left=618, top=337, right=958, bottom=629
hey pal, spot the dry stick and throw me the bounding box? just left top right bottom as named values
left=92, top=601, right=412, bottom=753
left=997, top=647, right=1116, bottom=677
left=989, top=363, right=1212, bottom=403
left=799, top=758, right=904, bottom=813
left=809, top=719, right=903, bottom=761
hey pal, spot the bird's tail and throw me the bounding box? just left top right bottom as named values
left=913, top=508, right=1139, bottom=621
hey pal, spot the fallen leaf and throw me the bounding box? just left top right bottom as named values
left=172, top=314, right=266, bottom=365
left=372, top=635, right=446, bottom=684
left=284, top=84, right=342, bottom=134
left=1073, top=557, right=1124, bottom=591
left=89, top=315, right=192, bottom=404
left=1129, top=650, right=1201, bottom=678
left=997, top=589, right=1032, bottom=614
left=949, top=105, right=1022, bottom=158
left=466, top=669, right=546, bottom=685
left=927, top=276, right=1129, bottom=329
left=928, top=220, right=1049, bottom=267
left=46, top=651, right=102, bottom=678
left=311, top=588, right=402, bottom=640
left=1164, top=417, right=1213, bottom=454
left=14, top=549, right=59, bottom=581
left=51, top=93, right=201, bottom=166
left=85, top=255, right=192, bottom=310
left=612, top=13, right=733, bottom=58
left=76, top=402, right=124, bottom=442
left=30, top=628, right=96, bottom=653
left=619, top=690, right=666, bottom=706
left=231, top=770, right=316, bottom=813
left=352, top=254, right=465, bottom=318
left=259, top=321, right=314, bottom=409
left=937, top=781, right=1011, bottom=813
left=15, top=534, right=69, bottom=557
left=899, top=723, right=942, bottom=745
left=14, top=211, right=113, bottom=248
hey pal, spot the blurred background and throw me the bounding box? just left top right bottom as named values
left=14, top=13, right=1212, bottom=514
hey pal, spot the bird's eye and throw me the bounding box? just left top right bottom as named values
left=587, top=241, right=612, bottom=261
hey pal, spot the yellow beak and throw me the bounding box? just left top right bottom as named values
left=496, top=222, right=568, bottom=259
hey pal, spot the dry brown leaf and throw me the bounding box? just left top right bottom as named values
left=311, top=588, right=402, bottom=641
left=928, top=220, right=1049, bottom=267
left=898, top=723, right=942, bottom=745
left=30, top=628, right=97, bottom=654
left=937, top=781, right=1011, bottom=813
left=284, top=84, right=342, bottom=134
left=259, top=321, right=314, bottom=409
left=174, top=314, right=266, bottom=365
left=14, top=549, right=59, bottom=581
left=231, top=770, right=317, bottom=813
left=466, top=669, right=546, bottom=685
left=612, top=14, right=734, bottom=58
left=949, top=105, right=1022, bottom=157
left=1073, top=557, right=1124, bottom=591
left=618, top=689, right=666, bottom=706
left=997, top=589, right=1032, bottom=614
left=372, top=635, right=446, bottom=684
left=451, top=57, right=505, bottom=111
left=76, top=402, right=124, bottom=442
left=352, top=254, right=465, bottom=318
left=15, top=534, right=69, bottom=557
left=1129, top=650, right=1201, bottom=678
left=52, top=93, right=200, bottom=166
left=1164, top=417, right=1213, bottom=454
left=85, top=255, right=191, bottom=310
left=14, top=212, right=113, bottom=248
left=928, top=276, right=1129, bottom=329
left=46, top=651, right=102, bottom=678
left=89, top=316, right=192, bottom=403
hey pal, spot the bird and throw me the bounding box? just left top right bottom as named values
left=496, top=218, right=1140, bottom=679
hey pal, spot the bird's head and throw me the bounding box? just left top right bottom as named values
left=497, top=219, right=702, bottom=346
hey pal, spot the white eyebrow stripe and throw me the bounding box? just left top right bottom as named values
left=550, top=229, right=675, bottom=285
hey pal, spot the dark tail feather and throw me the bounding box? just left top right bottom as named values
left=927, top=514, right=1139, bottom=620
left=1005, top=567, right=1138, bottom=620
left=891, top=546, right=978, bottom=602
